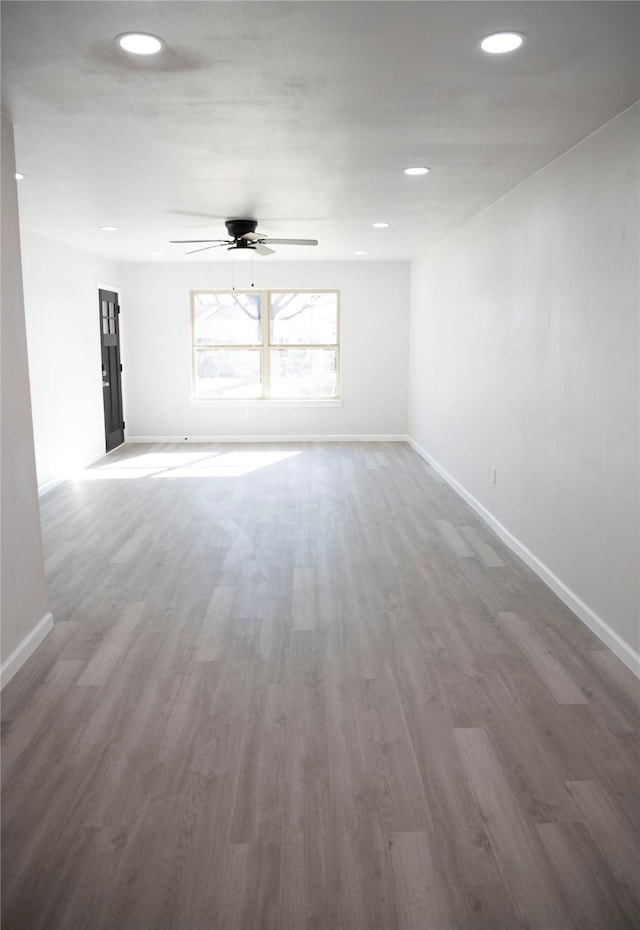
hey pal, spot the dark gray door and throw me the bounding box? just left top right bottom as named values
left=99, top=288, right=124, bottom=452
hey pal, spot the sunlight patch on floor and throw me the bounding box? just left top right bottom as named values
left=74, top=449, right=301, bottom=481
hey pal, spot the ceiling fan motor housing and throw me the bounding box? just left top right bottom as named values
left=170, top=218, right=316, bottom=254
left=225, top=218, right=258, bottom=239
left=228, top=241, right=255, bottom=251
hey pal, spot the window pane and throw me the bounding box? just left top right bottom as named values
left=269, top=348, right=337, bottom=398
left=193, top=292, right=261, bottom=345
left=270, top=292, right=337, bottom=345
left=195, top=349, right=262, bottom=398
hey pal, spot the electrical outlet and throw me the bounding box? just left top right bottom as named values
left=491, top=466, right=497, bottom=485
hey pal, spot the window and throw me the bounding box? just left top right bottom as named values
left=191, top=290, right=339, bottom=401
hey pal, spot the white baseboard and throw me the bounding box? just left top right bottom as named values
left=409, top=438, right=640, bottom=679
left=38, top=477, right=65, bottom=497
left=37, top=443, right=117, bottom=496
left=126, top=434, right=411, bottom=443
left=1, top=612, right=54, bottom=690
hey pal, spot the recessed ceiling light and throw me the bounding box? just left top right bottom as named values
left=100, top=226, right=119, bottom=232
left=480, top=32, right=525, bottom=54
left=354, top=251, right=367, bottom=255
left=372, top=222, right=390, bottom=229
left=117, top=33, right=163, bottom=55
left=15, top=172, right=25, bottom=180
left=404, top=167, right=430, bottom=176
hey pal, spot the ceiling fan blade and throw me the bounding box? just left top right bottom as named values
left=185, top=243, right=227, bottom=255
left=167, top=210, right=226, bottom=221
left=254, top=242, right=275, bottom=256
left=170, top=239, right=229, bottom=244
left=260, top=238, right=318, bottom=246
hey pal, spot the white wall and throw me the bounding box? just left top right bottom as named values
left=1, top=115, right=51, bottom=683
left=20, top=230, right=119, bottom=490
left=118, top=261, right=409, bottom=439
left=409, top=105, right=639, bottom=668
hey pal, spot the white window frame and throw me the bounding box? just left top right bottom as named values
left=190, top=289, right=341, bottom=405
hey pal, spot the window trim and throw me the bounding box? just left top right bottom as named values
left=190, top=288, right=341, bottom=403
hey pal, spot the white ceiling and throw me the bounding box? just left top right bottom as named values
left=2, top=1, right=638, bottom=263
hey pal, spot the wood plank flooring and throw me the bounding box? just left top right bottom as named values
left=2, top=441, right=638, bottom=930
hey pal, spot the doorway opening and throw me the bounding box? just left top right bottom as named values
left=98, top=288, right=124, bottom=452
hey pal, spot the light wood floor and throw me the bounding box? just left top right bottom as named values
left=2, top=442, right=638, bottom=930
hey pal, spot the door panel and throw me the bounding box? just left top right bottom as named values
left=99, top=288, right=124, bottom=452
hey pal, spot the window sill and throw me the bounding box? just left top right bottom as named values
left=190, top=398, right=343, bottom=408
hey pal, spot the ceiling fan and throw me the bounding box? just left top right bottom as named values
left=170, top=219, right=318, bottom=256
